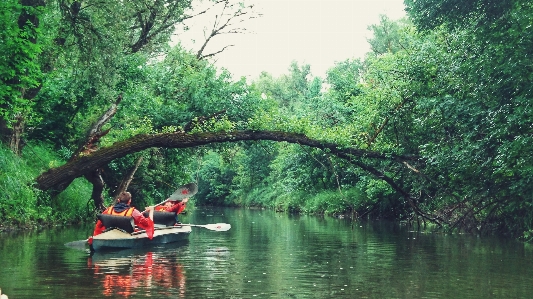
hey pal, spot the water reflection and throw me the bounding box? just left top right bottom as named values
left=88, top=246, right=187, bottom=298
left=2, top=208, right=533, bottom=299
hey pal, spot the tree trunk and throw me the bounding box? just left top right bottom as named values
left=36, top=130, right=419, bottom=193
left=85, top=169, right=106, bottom=211
left=9, top=115, right=24, bottom=156
left=71, top=95, right=122, bottom=161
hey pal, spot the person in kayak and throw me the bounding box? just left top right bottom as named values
left=91, top=191, right=155, bottom=238
left=155, top=197, right=189, bottom=223
left=156, top=197, right=189, bottom=214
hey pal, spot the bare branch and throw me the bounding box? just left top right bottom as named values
left=199, top=44, right=235, bottom=59
left=195, top=0, right=262, bottom=60
left=71, top=95, right=122, bottom=160
left=130, top=0, right=219, bottom=53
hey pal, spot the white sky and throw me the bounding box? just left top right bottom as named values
left=176, top=0, right=406, bottom=80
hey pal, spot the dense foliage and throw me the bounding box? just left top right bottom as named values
left=0, top=142, right=92, bottom=227
left=1, top=0, right=533, bottom=241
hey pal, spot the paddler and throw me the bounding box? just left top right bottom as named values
left=155, top=197, right=189, bottom=223
left=90, top=191, right=155, bottom=239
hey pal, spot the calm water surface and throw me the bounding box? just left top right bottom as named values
left=1, top=207, right=533, bottom=298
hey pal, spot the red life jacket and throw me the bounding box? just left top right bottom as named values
left=104, top=206, right=135, bottom=217
left=90, top=205, right=136, bottom=240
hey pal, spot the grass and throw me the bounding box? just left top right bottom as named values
left=0, top=142, right=93, bottom=229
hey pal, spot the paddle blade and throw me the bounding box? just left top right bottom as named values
left=182, top=223, right=231, bottom=231
left=168, top=183, right=198, bottom=201
left=65, top=239, right=88, bottom=249
left=203, top=223, right=231, bottom=232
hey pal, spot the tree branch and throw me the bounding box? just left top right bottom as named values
left=195, top=0, right=262, bottom=60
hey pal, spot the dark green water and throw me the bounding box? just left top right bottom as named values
left=1, top=207, right=533, bottom=298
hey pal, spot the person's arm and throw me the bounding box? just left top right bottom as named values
left=178, top=198, right=189, bottom=214
left=92, top=219, right=105, bottom=236
left=132, top=208, right=154, bottom=239
left=166, top=198, right=188, bottom=214
left=132, top=209, right=151, bottom=227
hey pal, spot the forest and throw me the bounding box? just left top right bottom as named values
left=1, top=0, right=533, bottom=241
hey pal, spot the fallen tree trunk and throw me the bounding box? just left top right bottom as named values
left=36, top=130, right=419, bottom=192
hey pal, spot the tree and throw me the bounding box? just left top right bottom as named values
left=1, top=0, right=260, bottom=211
left=366, top=15, right=411, bottom=55
left=0, top=0, right=45, bottom=154
left=356, top=1, right=533, bottom=236
left=404, top=0, right=514, bottom=31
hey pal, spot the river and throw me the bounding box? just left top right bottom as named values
left=1, top=207, right=532, bottom=298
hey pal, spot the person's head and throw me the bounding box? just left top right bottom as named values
left=117, top=191, right=132, bottom=204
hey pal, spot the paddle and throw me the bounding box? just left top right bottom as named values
left=180, top=223, right=231, bottom=232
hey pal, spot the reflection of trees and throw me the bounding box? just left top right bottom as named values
left=88, top=251, right=186, bottom=298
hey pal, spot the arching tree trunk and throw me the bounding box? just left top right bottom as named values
left=36, top=130, right=418, bottom=190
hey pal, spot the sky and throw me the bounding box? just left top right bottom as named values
left=177, top=0, right=407, bottom=80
